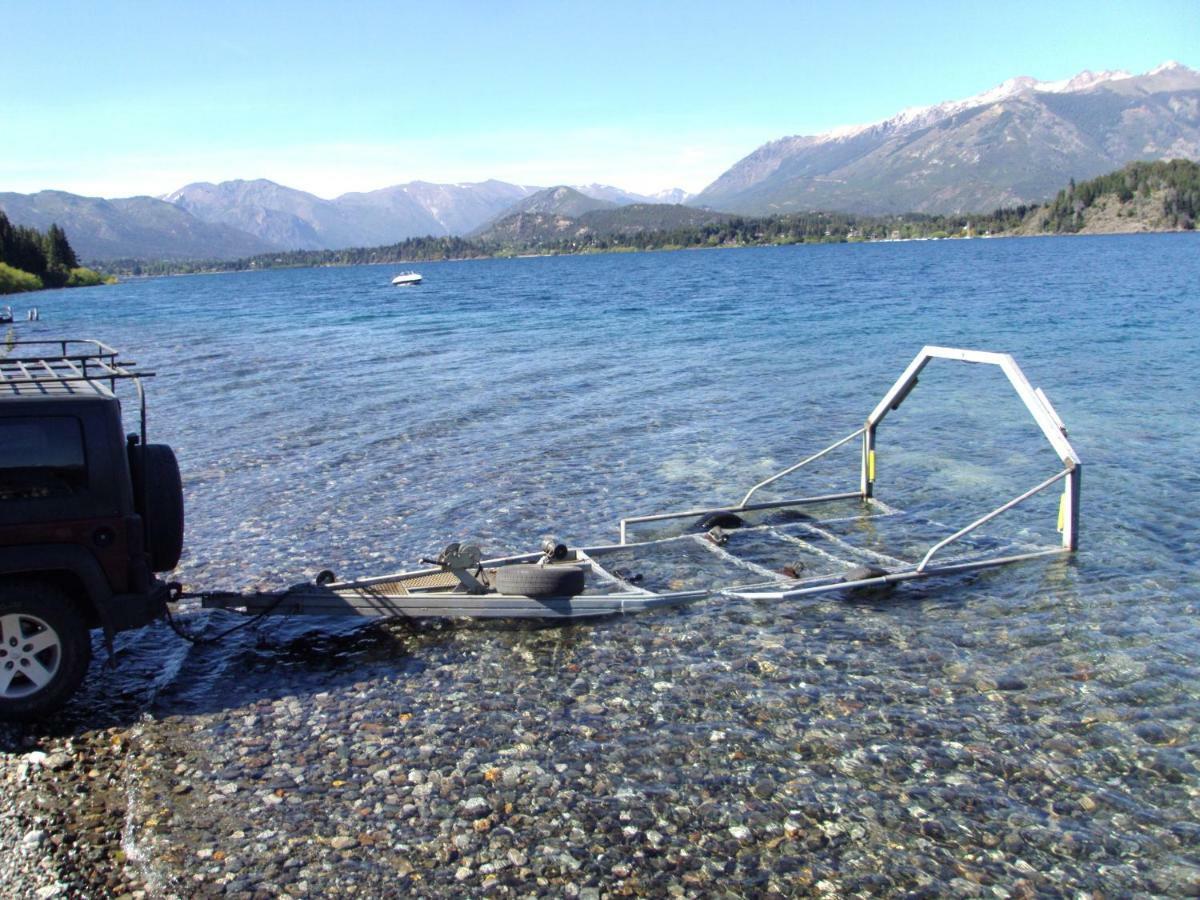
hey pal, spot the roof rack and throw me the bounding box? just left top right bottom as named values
left=0, top=338, right=154, bottom=441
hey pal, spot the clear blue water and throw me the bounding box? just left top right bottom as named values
left=13, top=234, right=1200, bottom=894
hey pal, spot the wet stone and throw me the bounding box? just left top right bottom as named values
left=1134, top=722, right=1177, bottom=745
left=43, top=753, right=72, bottom=771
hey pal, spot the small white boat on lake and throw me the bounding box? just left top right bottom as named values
left=391, top=272, right=422, bottom=286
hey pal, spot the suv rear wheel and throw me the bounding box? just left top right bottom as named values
left=0, top=581, right=92, bottom=721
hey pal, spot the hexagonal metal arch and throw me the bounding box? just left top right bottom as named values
left=860, top=346, right=1082, bottom=552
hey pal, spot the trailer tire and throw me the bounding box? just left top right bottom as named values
left=841, top=564, right=889, bottom=583
left=697, top=512, right=743, bottom=531
left=839, top=564, right=894, bottom=597
left=494, top=565, right=586, bottom=599
left=0, top=580, right=92, bottom=721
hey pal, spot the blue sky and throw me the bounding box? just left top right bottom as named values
left=4, top=0, right=1196, bottom=198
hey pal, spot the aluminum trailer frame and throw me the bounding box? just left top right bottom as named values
left=200, top=547, right=710, bottom=619
left=620, top=346, right=1081, bottom=603
left=198, top=346, right=1080, bottom=619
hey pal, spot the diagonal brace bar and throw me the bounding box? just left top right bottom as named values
left=916, top=467, right=1072, bottom=572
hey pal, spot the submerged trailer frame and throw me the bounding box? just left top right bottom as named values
left=619, top=346, right=1081, bottom=602
left=199, top=346, right=1081, bottom=620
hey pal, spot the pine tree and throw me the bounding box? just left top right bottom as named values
left=0, top=210, right=12, bottom=264
left=10, top=225, right=48, bottom=276
left=44, top=223, right=79, bottom=270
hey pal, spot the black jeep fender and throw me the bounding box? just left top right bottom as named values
left=0, top=545, right=147, bottom=650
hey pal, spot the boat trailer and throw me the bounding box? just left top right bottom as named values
left=195, top=346, right=1081, bottom=621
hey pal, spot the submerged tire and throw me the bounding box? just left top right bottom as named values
left=696, top=511, right=744, bottom=531
left=842, top=564, right=889, bottom=583
left=839, top=564, right=894, bottom=598
left=494, top=564, right=586, bottom=599
left=130, top=444, right=185, bottom=572
left=0, top=581, right=92, bottom=721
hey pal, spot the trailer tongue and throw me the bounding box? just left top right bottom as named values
left=194, top=346, right=1081, bottom=622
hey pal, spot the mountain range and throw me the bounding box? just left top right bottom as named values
left=0, top=180, right=690, bottom=261
left=468, top=186, right=618, bottom=237
left=0, top=190, right=277, bottom=260
left=472, top=196, right=733, bottom=244
left=693, top=61, right=1200, bottom=215
left=162, top=178, right=542, bottom=251
left=0, top=61, right=1195, bottom=260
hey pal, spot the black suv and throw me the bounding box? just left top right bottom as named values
left=0, top=339, right=183, bottom=719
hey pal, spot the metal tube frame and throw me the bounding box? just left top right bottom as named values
left=619, top=346, right=1083, bottom=594
left=739, top=427, right=865, bottom=507
left=915, top=467, right=1070, bottom=572
left=725, top=548, right=1069, bottom=602
left=201, top=546, right=713, bottom=619
left=198, top=345, right=1085, bottom=620
left=618, top=491, right=862, bottom=545
left=862, top=346, right=1082, bottom=551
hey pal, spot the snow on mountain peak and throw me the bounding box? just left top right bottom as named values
left=1150, top=60, right=1184, bottom=75
left=813, top=65, right=1145, bottom=145
left=1054, top=68, right=1133, bottom=91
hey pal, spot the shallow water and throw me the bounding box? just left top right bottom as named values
left=11, top=235, right=1200, bottom=894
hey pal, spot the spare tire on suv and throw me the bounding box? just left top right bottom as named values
left=129, top=443, right=185, bottom=572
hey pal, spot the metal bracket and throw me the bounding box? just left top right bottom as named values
left=429, top=543, right=488, bottom=594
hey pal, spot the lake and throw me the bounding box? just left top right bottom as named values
left=8, top=234, right=1200, bottom=895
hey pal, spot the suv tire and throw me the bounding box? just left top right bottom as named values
left=131, top=444, right=185, bottom=572
left=0, top=581, right=93, bottom=721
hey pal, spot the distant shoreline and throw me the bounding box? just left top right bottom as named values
left=95, top=225, right=1197, bottom=283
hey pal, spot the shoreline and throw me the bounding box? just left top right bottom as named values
left=94, top=225, right=1197, bottom=283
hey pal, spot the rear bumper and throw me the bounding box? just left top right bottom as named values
left=105, top=580, right=170, bottom=632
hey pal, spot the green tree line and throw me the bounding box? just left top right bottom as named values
left=102, top=235, right=489, bottom=278
left=520, top=207, right=1040, bottom=254
left=1043, top=159, right=1199, bottom=232
left=0, top=211, right=109, bottom=294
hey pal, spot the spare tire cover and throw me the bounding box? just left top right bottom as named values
left=131, top=444, right=185, bottom=572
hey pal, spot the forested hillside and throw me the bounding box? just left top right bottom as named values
left=1037, top=159, right=1200, bottom=232
left=0, top=211, right=109, bottom=294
